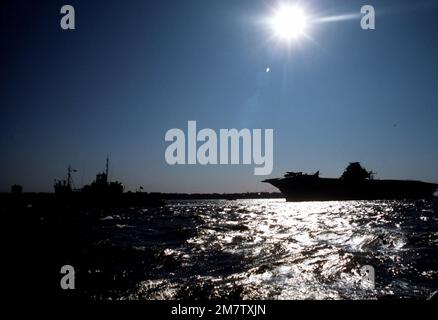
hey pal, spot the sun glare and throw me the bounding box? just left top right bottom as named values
left=270, top=5, right=308, bottom=42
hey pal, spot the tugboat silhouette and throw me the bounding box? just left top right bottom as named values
left=264, top=162, right=438, bottom=202
left=54, top=157, right=162, bottom=208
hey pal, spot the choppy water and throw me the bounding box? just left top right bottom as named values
left=82, top=199, right=438, bottom=300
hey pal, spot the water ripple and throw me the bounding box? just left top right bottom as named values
left=82, top=199, right=438, bottom=300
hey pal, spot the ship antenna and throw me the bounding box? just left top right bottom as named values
left=106, top=156, right=109, bottom=182
left=67, top=165, right=72, bottom=188
left=67, top=165, right=77, bottom=189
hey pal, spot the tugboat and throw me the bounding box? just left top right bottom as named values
left=263, top=162, right=438, bottom=202
left=80, top=157, right=124, bottom=194
left=54, top=157, right=162, bottom=208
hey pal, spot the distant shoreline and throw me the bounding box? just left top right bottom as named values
left=151, top=192, right=284, bottom=200
left=0, top=191, right=284, bottom=201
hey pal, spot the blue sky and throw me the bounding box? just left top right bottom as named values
left=1, top=0, right=437, bottom=192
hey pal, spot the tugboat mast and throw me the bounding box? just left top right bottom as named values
left=67, top=165, right=73, bottom=189
left=105, top=156, right=109, bottom=182
left=67, top=165, right=77, bottom=189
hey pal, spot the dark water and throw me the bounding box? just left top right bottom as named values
left=78, top=199, right=438, bottom=300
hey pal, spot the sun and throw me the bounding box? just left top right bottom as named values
left=270, top=5, right=308, bottom=41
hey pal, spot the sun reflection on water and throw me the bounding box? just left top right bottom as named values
left=107, top=199, right=438, bottom=300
